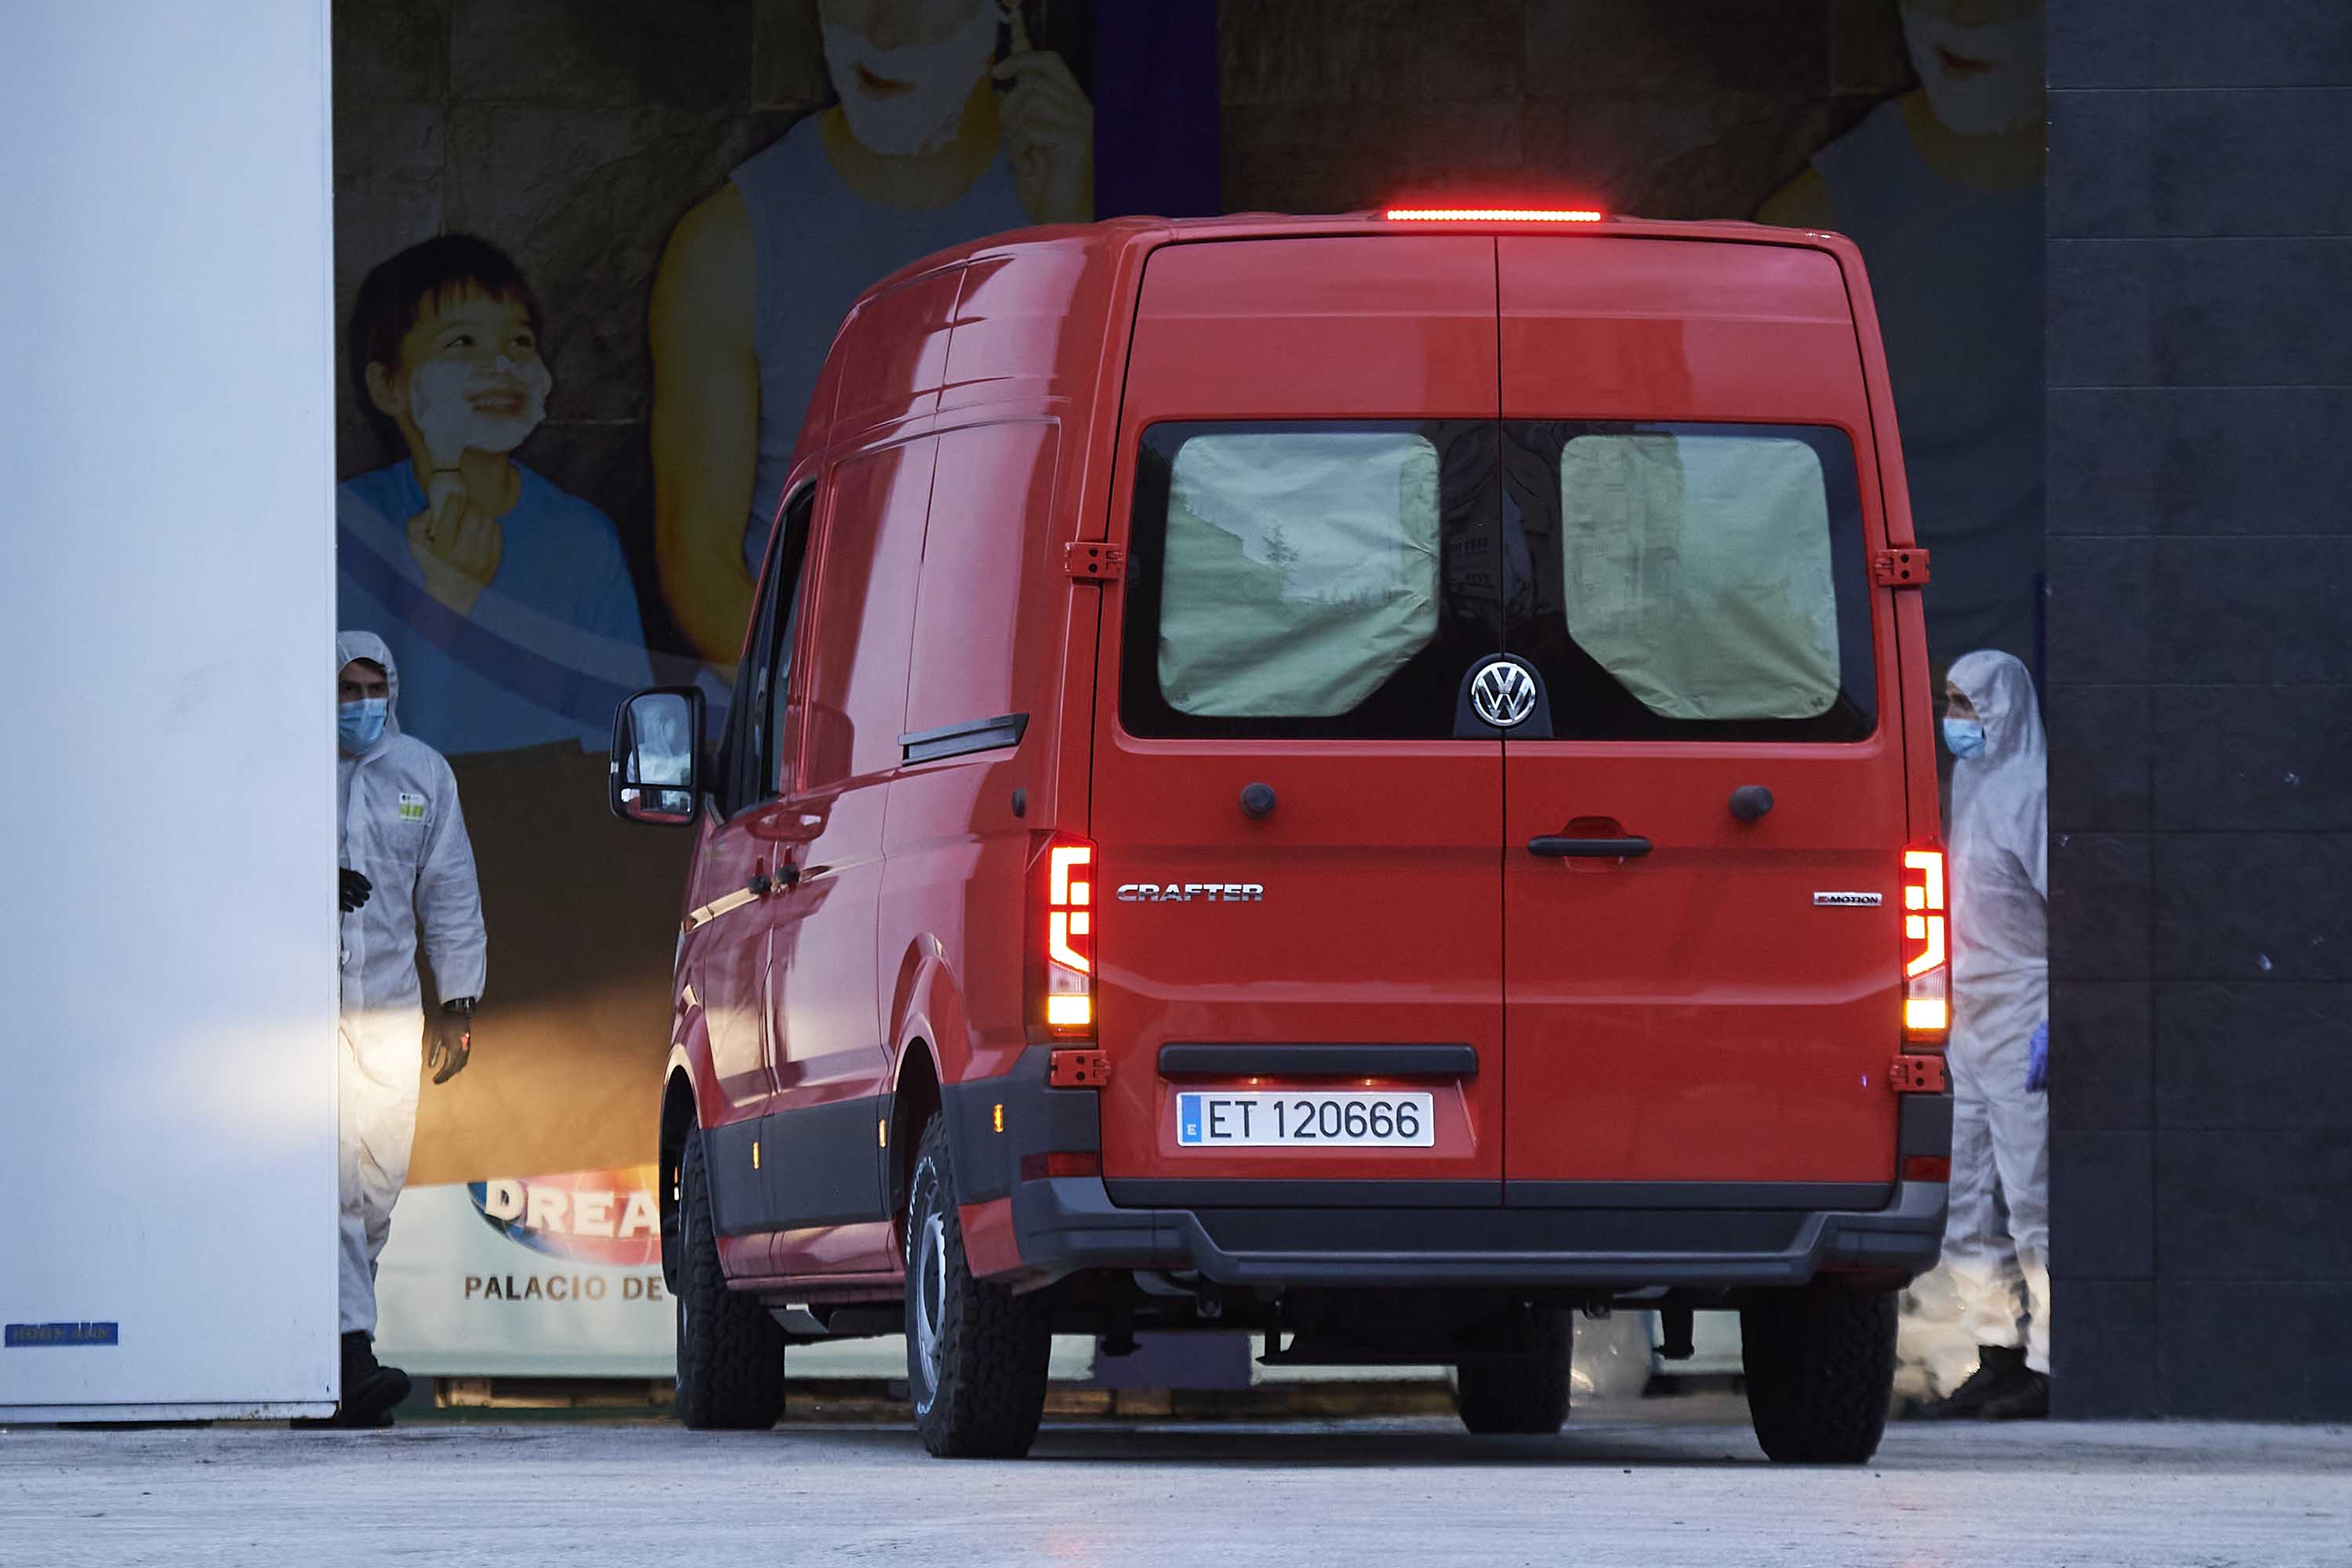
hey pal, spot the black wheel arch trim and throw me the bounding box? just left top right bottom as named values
left=939, top=1046, right=1101, bottom=1206
left=697, top=1092, right=896, bottom=1236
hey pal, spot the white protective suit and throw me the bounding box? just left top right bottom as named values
left=336, top=631, right=486, bottom=1335
left=1941, top=649, right=2049, bottom=1374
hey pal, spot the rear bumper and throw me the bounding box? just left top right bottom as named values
left=944, top=1048, right=1952, bottom=1291
left=1009, top=1174, right=1947, bottom=1290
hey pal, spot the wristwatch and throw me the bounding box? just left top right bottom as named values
left=443, top=996, right=477, bottom=1016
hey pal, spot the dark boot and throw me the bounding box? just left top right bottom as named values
left=1979, top=1370, right=2050, bottom=1420
left=1910, top=1345, right=2031, bottom=1420
left=294, top=1332, right=411, bottom=1429
left=343, top=1330, right=412, bottom=1423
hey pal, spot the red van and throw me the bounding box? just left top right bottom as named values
left=611, top=209, right=1953, bottom=1464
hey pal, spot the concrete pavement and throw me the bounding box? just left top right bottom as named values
left=5, top=1401, right=2347, bottom=1566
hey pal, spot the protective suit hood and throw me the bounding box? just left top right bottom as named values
left=336, top=629, right=402, bottom=745
left=1945, top=648, right=2046, bottom=980
left=1949, top=648, right=2042, bottom=776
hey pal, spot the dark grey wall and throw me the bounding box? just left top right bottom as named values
left=1218, top=0, right=1909, bottom=216
left=2047, top=0, right=2352, bottom=1419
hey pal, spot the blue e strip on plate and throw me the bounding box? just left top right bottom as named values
left=5, top=1322, right=120, bottom=1348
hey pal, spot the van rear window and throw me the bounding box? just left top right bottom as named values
left=1160, top=430, right=1440, bottom=717
left=1121, top=421, right=1504, bottom=740
left=1555, top=430, right=1839, bottom=723
left=1120, top=419, right=1873, bottom=742
left=1508, top=421, right=1875, bottom=742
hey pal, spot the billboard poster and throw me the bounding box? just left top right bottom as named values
left=335, top=0, right=2042, bottom=1392
left=374, top=1168, right=672, bottom=1377
left=336, top=0, right=1101, bottom=1374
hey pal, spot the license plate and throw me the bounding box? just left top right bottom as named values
left=1175, top=1091, right=1435, bottom=1148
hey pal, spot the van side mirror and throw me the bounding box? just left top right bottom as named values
left=610, top=687, right=704, bottom=826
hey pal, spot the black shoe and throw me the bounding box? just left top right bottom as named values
left=292, top=1332, right=410, bottom=1428
left=1979, top=1370, right=2050, bottom=1421
left=1911, top=1345, right=2032, bottom=1420
left=345, top=1360, right=412, bottom=1424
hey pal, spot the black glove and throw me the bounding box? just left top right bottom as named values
left=429, top=1003, right=474, bottom=1085
left=339, top=867, right=372, bottom=913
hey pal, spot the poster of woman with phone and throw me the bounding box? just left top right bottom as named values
left=651, top=0, right=1096, bottom=669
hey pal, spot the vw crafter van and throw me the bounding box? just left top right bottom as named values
left=611, top=208, right=1954, bottom=1464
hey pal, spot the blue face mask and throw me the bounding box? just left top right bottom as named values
left=1943, top=717, right=1986, bottom=760
left=339, top=699, right=389, bottom=753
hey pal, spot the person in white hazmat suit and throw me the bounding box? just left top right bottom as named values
left=321, top=630, right=486, bottom=1427
left=1918, top=649, right=2049, bottom=1419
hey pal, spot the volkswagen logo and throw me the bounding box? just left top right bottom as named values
left=1468, top=659, right=1537, bottom=728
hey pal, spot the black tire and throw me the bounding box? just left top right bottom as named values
left=672, top=1128, right=786, bottom=1430
left=1453, top=1308, right=1572, bottom=1435
left=906, top=1113, right=1051, bottom=1458
left=1740, top=1283, right=1897, bottom=1463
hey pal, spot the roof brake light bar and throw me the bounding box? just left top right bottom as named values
left=1382, top=208, right=1605, bottom=223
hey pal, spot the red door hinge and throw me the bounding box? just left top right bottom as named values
left=1873, top=548, right=1930, bottom=588
left=1065, top=542, right=1125, bottom=581
left=1049, top=1048, right=1112, bottom=1088
left=1889, top=1054, right=1948, bottom=1094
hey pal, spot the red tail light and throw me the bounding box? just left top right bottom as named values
left=1029, top=832, right=1096, bottom=1040
left=1902, top=845, right=1949, bottom=1045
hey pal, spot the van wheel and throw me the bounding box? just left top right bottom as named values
left=1740, top=1283, right=1896, bottom=1463
left=672, top=1127, right=786, bottom=1430
left=906, top=1113, right=1051, bottom=1458
left=1452, top=1307, right=1571, bottom=1435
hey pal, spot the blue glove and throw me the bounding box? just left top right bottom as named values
left=2026, top=1020, right=2049, bottom=1094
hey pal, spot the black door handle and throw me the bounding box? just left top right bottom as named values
left=1529, top=835, right=1652, bottom=858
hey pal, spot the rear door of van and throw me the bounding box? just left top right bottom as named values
left=1494, top=236, right=1909, bottom=1196
left=1089, top=236, right=1507, bottom=1200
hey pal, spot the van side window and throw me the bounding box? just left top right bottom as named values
left=795, top=438, right=934, bottom=789
left=1506, top=421, right=1875, bottom=742
left=1122, top=421, right=1501, bottom=739
left=720, top=484, right=815, bottom=814
left=902, top=422, right=1057, bottom=741
left=765, top=525, right=808, bottom=786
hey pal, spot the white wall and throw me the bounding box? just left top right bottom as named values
left=0, top=0, right=339, bottom=1419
